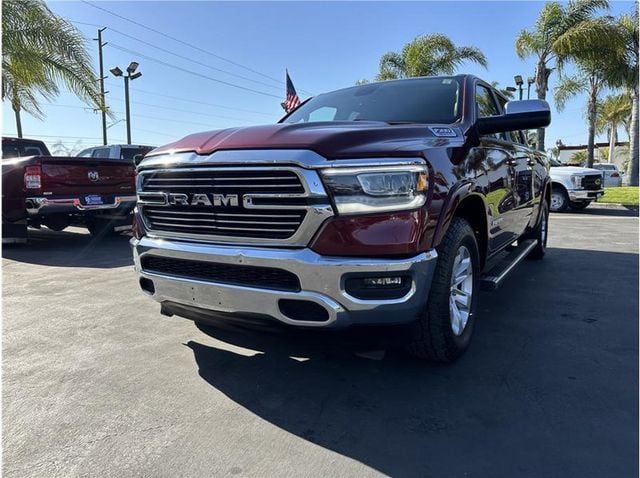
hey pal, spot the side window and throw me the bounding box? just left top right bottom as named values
left=493, top=92, right=521, bottom=143
left=475, top=85, right=500, bottom=118
left=91, top=148, right=111, bottom=159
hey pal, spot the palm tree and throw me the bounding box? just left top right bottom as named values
left=515, top=0, right=609, bottom=152
left=376, top=34, right=487, bottom=81
left=596, top=93, right=632, bottom=164
left=554, top=65, right=608, bottom=168
left=2, top=0, right=103, bottom=137
left=553, top=6, right=638, bottom=184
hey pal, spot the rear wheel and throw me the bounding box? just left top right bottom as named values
left=406, top=217, right=480, bottom=362
left=569, top=201, right=590, bottom=210
left=526, top=202, right=548, bottom=260
left=550, top=186, right=569, bottom=212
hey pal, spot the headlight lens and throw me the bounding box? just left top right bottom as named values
left=321, top=165, right=428, bottom=214
left=570, top=175, right=582, bottom=188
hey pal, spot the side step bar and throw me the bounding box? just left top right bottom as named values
left=480, top=239, right=538, bottom=291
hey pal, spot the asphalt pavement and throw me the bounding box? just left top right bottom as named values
left=3, top=204, right=638, bottom=477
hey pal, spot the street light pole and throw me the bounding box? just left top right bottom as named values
left=124, top=75, right=131, bottom=144
left=514, top=75, right=524, bottom=101
left=527, top=77, right=535, bottom=100
left=109, top=62, right=141, bottom=145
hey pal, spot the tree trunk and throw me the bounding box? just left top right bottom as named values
left=13, top=104, right=23, bottom=138
left=608, top=125, right=616, bottom=164
left=628, top=86, right=639, bottom=186
left=586, top=84, right=598, bottom=168
left=535, top=60, right=548, bottom=152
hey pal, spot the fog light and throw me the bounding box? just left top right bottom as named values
left=345, top=275, right=412, bottom=300
left=363, top=277, right=403, bottom=287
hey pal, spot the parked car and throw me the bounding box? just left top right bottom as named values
left=2, top=137, right=137, bottom=243
left=592, top=163, right=623, bottom=187
left=78, top=144, right=155, bottom=165
left=131, top=75, right=551, bottom=362
left=549, top=158, right=605, bottom=212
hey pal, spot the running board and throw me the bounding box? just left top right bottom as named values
left=480, top=239, right=538, bottom=291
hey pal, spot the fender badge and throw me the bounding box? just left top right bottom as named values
left=429, top=127, right=457, bottom=137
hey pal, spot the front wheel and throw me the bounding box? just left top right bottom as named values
left=406, top=217, right=480, bottom=362
left=550, top=186, right=569, bottom=212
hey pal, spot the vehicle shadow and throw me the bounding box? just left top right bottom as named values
left=2, top=227, right=133, bottom=268
left=186, top=247, right=638, bottom=477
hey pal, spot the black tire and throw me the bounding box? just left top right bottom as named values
left=406, top=217, right=480, bottom=362
left=569, top=201, right=591, bottom=210
left=87, top=219, right=117, bottom=237
left=550, top=186, right=569, bottom=212
left=527, top=202, right=548, bottom=260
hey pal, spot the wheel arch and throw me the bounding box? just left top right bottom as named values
left=432, top=186, right=488, bottom=269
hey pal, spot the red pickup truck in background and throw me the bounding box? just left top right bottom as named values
left=2, top=137, right=137, bottom=243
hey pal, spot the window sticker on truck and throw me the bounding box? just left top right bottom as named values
left=429, top=127, right=457, bottom=137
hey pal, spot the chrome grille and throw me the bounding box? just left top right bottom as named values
left=137, top=167, right=331, bottom=244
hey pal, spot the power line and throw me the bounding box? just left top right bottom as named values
left=44, top=102, right=258, bottom=127
left=106, top=43, right=282, bottom=99
left=70, top=19, right=283, bottom=92
left=45, top=101, right=257, bottom=123
left=105, top=81, right=276, bottom=117
left=79, top=1, right=293, bottom=89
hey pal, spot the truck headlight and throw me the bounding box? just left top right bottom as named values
left=570, top=175, right=583, bottom=189
left=321, top=165, right=428, bottom=214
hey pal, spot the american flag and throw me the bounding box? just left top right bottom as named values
left=282, top=70, right=301, bottom=113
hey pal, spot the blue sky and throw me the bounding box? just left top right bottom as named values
left=2, top=1, right=634, bottom=153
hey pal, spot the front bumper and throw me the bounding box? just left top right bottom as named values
left=131, top=236, right=438, bottom=328
left=26, top=195, right=137, bottom=215
left=567, top=189, right=604, bottom=201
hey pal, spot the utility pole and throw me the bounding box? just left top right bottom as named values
left=95, top=28, right=108, bottom=145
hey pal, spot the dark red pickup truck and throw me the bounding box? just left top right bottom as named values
left=132, top=75, right=551, bottom=362
left=2, top=137, right=137, bottom=243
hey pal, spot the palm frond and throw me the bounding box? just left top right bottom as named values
left=554, top=75, right=587, bottom=111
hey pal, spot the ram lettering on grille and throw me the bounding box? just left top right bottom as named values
left=137, top=168, right=311, bottom=241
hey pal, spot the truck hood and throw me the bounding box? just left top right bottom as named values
left=550, top=165, right=603, bottom=175
left=149, top=121, right=463, bottom=159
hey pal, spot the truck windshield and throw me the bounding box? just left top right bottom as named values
left=283, top=77, right=462, bottom=125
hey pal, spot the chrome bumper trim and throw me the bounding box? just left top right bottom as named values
left=568, top=189, right=604, bottom=201
left=131, top=236, right=438, bottom=328
left=26, top=196, right=137, bottom=214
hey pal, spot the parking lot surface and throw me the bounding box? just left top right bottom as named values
left=3, top=205, right=638, bottom=477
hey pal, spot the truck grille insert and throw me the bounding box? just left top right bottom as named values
left=138, top=169, right=308, bottom=240
left=581, top=174, right=604, bottom=190
left=141, top=256, right=301, bottom=292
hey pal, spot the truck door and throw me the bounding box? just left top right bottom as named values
left=475, top=84, right=523, bottom=250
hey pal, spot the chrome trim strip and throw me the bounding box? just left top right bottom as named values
left=26, top=195, right=136, bottom=214
left=139, top=149, right=426, bottom=171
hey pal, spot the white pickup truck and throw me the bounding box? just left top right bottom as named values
left=549, top=158, right=605, bottom=212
